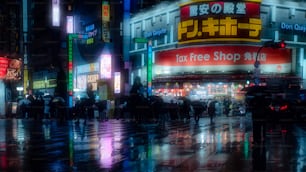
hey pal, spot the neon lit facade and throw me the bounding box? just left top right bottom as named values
left=127, top=0, right=306, bottom=99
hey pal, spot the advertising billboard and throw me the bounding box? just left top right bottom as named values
left=155, top=45, right=292, bottom=75
left=0, top=57, right=22, bottom=80
left=100, top=54, right=112, bottom=79
left=178, top=0, right=262, bottom=44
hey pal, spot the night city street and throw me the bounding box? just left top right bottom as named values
left=2, top=0, right=306, bottom=171
left=0, top=114, right=305, bottom=172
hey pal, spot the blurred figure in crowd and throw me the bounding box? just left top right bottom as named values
left=129, top=76, right=145, bottom=122
left=249, top=91, right=267, bottom=145
left=207, top=99, right=216, bottom=124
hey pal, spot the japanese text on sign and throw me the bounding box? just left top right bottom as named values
left=178, top=0, right=262, bottom=44
left=189, top=2, right=247, bottom=17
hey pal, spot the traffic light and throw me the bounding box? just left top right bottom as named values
left=277, top=40, right=286, bottom=48
left=263, top=40, right=287, bottom=49
left=273, top=40, right=286, bottom=49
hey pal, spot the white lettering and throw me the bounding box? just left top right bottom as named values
left=190, top=53, right=210, bottom=62
left=176, top=54, right=188, bottom=63
left=295, top=24, right=306, bottom=32
left=214, top=51, right=240, bottom=62
left=281, top=22, right=293, bottom=30
left=190, top=5, right=198, bottom=17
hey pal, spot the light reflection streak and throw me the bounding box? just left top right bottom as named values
left=0, top=121, right=7, bottom=169
left=42, top=124, right=50, bottom=140
left=69, top=124, right=74, bottom=167
left=99, top=137, right=112, bottom=168
left=296, top=128, right=305, bottom=172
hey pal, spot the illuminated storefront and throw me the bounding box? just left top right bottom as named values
left=127, top=0, right=306, bottom=100
left=0, top=56, right=22, bottom=115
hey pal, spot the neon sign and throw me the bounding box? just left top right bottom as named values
left=147, top=41, right=153, bottom=97
left=114, top=72, right=121, bottom=94
left=100, top=54, right=112, bottom=79
left=52, top=0, right=60, bottom=27
left=68, top=34, right=77, bottom=107
left=66, top=16, right=74, bottom=34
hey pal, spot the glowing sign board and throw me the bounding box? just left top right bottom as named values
left=52, top=0, right=60, bottom=27
left=155, top=45, right=292, bottom=74
left=68, top=34, right=77, bottom=104
left=114, top=72, right=121, bottom=94
left=0, top=57, right=22, bottom=80
left=66, top=16, right=74, bottom=33
left=102, top=1, right=110, bottom=22
left=77, top=63, right=99, bottom=74
left=0, top=57, right=9, bottom=79
left=178, top=0, right=262, bottom=44
left=76, top=75, right=87, bottom=90
left=100, top=54, right=112, bottom=79
left=102, top=1, right=110, bottom=42
left=147, top=41, right=153, bottom=97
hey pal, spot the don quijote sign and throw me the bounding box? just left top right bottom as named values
left=280, top=22, right=306, bottom=34
left=178, top=0, right=262, bottom=44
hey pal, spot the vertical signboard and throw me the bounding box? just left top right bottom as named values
left=68, top=34, right=77, bottom=107
left=52, top=0, right=60, bottom=26
left=102, top=1, right=110, bottom=42
left=147, top=40, right=153, bottom=97
left=114, top=72, right=121, bottom=94
left=66, top=16, right=74, bottom=34
left=0, top=57, right=9, bottom=79
left=100, top=54, right=112, bottom=79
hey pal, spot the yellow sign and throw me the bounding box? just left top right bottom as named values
left=178, top=0, right=262, bottom=44
left=102, top=1, right=110, bottom=22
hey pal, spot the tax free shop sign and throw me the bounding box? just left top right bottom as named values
left=154, top=46, right=292, bottom=75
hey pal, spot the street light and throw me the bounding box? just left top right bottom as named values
left=253, top=40, right=287, bottom=85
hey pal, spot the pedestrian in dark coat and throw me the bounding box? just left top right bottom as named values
left=250, top=93, right=267, bottom=145
left=129, top=76, right=145, bottom=122
left=208, top=100, right=216, bottom=124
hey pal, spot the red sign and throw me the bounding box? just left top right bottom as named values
left=0, top=57, right=9, bottom=79
left=155, top=46, right=292, bottom=74
left=0, top=57, right=22, bottom=80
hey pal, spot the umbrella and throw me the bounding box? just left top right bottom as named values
left=52, top=97, right=65, bottom=103
left=18, top=98, right=31, bottom=106
left=242, top=85, right=282, bottom=96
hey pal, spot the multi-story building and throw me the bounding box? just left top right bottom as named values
left=125, top=0, right=306, bottom=101
left=0, top=0, right=125, bottom=115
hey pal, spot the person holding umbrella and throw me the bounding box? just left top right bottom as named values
left=207, top=99, right=216, bottom=124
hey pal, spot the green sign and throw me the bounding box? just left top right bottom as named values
left=134, top=37, right=148, bottom=43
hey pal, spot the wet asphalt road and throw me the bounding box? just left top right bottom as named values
left=0, top=114, right=305, bottom=172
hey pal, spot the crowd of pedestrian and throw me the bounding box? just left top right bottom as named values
left=16, top=93, right=64, bottom=120
left=12, top=76, right=247, bottom=126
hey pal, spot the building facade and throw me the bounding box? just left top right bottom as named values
left=126, top=0, right=306, bottom=100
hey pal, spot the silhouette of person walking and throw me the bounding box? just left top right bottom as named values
left=129, top=76, right=145, bottom=122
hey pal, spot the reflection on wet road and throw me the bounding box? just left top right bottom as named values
left=0, top=115, right=305, bottom=172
